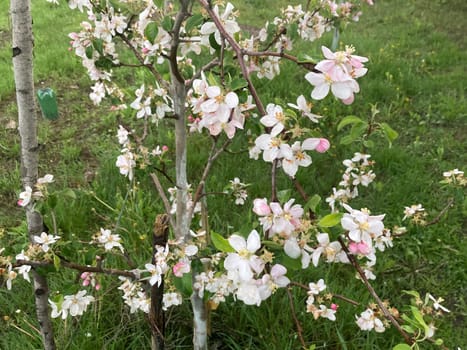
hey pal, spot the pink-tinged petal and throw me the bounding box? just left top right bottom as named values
left=321, top=46, right=335, bottom=59
left=302, top=138, right=320, bottom=150
left=228, top=234, right=246, bottom=252
left=225, top=91, right=239, bottom=108
left=253, top=198, right=271, bottom=216
left=312, top=247, right=323, bottom=267
left=282, top=158, right=298, bottom=177
left=260, top=115, right=278, bottom=127
left=311, top=83, right=330, bottom=100
left=301, top=251, right=311, bottom=269
left=201, top=98, right=218, bottom=113
left=206, top=86, right=221, bottom=99
left=263, top=148, right=279, bottom=162
left=341, top=95, right=354, bottom=105
left=305, top=72, right=325, bottom=86
left=208, top=122, right=222, bottom=136
left=270, top=264, right=287, bottom=278
left=249, top=256, right=265, bottom=274
left=279, top=143, right=293, bottom=159
left=316, top=60, right=336, bottom=73
left=284, top=238, right=301, bottom=258
left=270, top=123, right=285, bottom=137
left=255, top=134, right=271, bottom=149
left=246, top=230, right=261, bottom=252
left=224, top=123, right=236, bottom=139
left=315, top=138, right=330, bottom=153
left=269, top=202, right=283, bottom=215
left=331, top=81, right=353, bottom=100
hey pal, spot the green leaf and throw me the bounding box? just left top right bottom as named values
left=401, top=325, right=415, bottom=334
left=304, top=194, right=321, bottom=213
left=229, top=77, right=248, bottom=91
left=161, top=16, right=174, bottom=32
left=92, top=39, right=104, bottom=56
left=144, top=22, right=159, bottom=44
left=337, top=115, right=365, bottom=131
left=277, top=189, right=292, bottom=203
left=208, top=33, right=221, bottom=51
left=277, top=252, right=302, bottom=271
left=211, top=231, right=234, bottom=253
left=350, top=121, right=368, bottom=139
left=206, top=72, right=220, bottom=87
left=403, top=290, right=421, bottom=299
left=318, top=213, right=343, bottom=228
left=380, top=122, right=399, bottom=146
left=363, top=139, right=375, bottom=148
left=53, top=254, right=61, bottom=271
left=62, top=188, right=77, bottom=200
left=174, top=272, right=193, bottom=297
left=393, top=344, right=412, bottom=350
left=308, top=345, right=316, bottom=350
left=85, top=45, right=93, bottom=59
left=296, top=53, right=317, bottom=63
left=47, top=193, right=58, bottom=210
left=185, top=14, right=204, bottom=33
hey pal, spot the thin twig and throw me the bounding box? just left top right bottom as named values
left=150, top=173, right=176, bottom=231
left=289, top=282, right=360, bottom=306
left=185, top=58, right=220, bottom=88
left=424, top=198, right=454, bottom=226
left=286, top=287, right=306, bottom=348
left=337, top=236, right=414, bottom=345
left=14, top=259, right=137, bottom=279
left=188, top=139, right=231, bottom=219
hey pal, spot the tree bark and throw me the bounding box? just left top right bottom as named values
left=11, top=0, right=56, bottom=349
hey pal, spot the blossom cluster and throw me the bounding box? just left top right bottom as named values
left=402, top=204, right=426, bottom=224
left=49, top=290, right=95, bottom=319
left=326, top=152, right=376, bottom=212
left=250, top=101, right=330, bottom=178
left=341, top=204, right=392, bottom=280
left=188, top=76, right=255, bottom=139
left=306, top=45, right=368, bottom=104
left=306, top=279, right=337, bottom=321
left=227, top=178, right=249, bottom=205
left=17, top=174, right=54, bottom=207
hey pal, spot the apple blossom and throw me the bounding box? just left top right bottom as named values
left=341, top=204, right=385, bottom=248
left=97, top=228, right=124, bottom=253
left=17, top=186, right=32, bottom=207
left=224, top=230, right=265, bottom=282
left=200, top=2, right=240, bottom=47
left=287, top=95, right=322, bottom=123
left=15, top=250, right=31, bottom=282
left=355, top=308, right=386, bottom=332
left=34, top=232, right=60, bottom=253
left=427, top=293, right=450, bottom=313
left=116, top=149, right=135, bottom=181
left=61, top=290, right=95, bottom=318
left=163, top=292, right=183, bottom=311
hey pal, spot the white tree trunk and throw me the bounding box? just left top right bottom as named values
left=11, top=0, right=56, bottom=348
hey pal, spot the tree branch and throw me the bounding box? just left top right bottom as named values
left=337, top=236, right=414, bottom=345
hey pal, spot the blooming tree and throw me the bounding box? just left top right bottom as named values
left=3, top=0, right=460, bottom=349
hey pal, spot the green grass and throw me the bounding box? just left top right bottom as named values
left=1, top=0, right=466, bottom=349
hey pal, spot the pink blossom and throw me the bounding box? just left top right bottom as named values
left=173, top=261, right=190, bottom=277
left=348, top=241, right=371, bottom=255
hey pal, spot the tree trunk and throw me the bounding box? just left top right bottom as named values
left=11, top=0, right=56, bottom=349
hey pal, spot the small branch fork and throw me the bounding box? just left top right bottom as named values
left=337, top=236, right=414, bottom=346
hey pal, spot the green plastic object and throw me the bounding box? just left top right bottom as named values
left=37, top=88, right=59, bottom=120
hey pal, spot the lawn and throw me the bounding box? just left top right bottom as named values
left=0, top=0, right=466, bottom=349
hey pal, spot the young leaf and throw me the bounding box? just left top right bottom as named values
left=337, top=115, right=365, bottom=131
left=211, top=231, right=234, bottom=253
left=380, top=122, right=399, bottom=146
left=185, top=14, right=204, bottom=33
left=393, top=344, right=411, bottom=350
left=229, top=77, right=248, bottom=91
left=318, top=213, right=343, bottom=228
left=304, top=194, right=321, bottom=213
left=144, top=22, right=159, bottom=44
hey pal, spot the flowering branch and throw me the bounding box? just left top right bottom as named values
left=337, top=236, right=414, bottom=345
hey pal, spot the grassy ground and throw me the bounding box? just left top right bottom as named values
left=1, top=0, right=466, bottom=349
